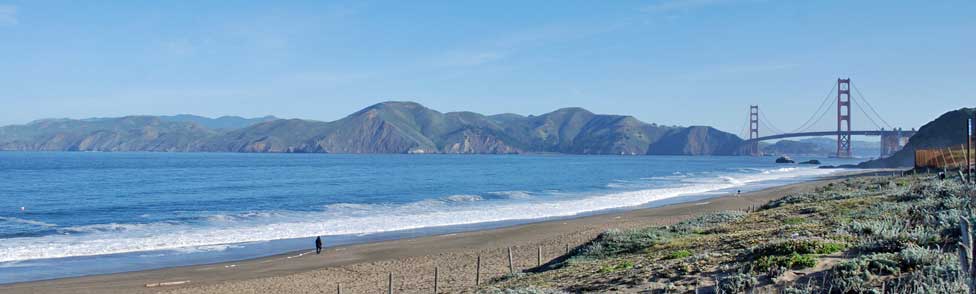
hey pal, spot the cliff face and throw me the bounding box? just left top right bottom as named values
left=646, top=126, right=744, bottom=155
left=859, top=108, right=974, bottom=168
left=198, top=119, right=332, bottom=153
left=0, top=116, right=215, bottom=152
left=0, top=102, right=746, bottom=155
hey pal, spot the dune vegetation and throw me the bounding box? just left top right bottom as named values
left=480, top=173, right=975, bottom=293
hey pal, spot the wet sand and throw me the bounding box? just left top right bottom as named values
left=0, top=171, right=885, bottom=294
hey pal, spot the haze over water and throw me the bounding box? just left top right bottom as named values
left=0, top=152, right=860, bottom=283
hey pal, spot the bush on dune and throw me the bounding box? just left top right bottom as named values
left=670, top=210, right=746, bottom=234
left=570, top=227, right=674, bottom=261
left=751, top=238, right=846, bottom=256
left=717, top=272, right=758, bottom=294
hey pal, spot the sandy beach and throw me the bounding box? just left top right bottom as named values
left=0, top=171, right=883, bottom=294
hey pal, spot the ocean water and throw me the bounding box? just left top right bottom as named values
left=0, top=152, right=861, bottom=283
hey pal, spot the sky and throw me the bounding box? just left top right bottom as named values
left=0, top=0, right=973, bottom=137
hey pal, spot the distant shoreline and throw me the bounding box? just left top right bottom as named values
left=0, top=169, right=888, bottom=294
left=0, top=150, right=882, bottom=163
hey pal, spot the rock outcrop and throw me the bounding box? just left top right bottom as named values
left=859, top=108, right=972, bottom=168
left=775, top=156, right=796, bottom=164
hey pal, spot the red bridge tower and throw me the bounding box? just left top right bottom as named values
left=836, top=79, right=852, bottom=158
left=749, top=105, right=759, bottom=156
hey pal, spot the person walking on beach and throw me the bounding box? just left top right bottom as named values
left=315, top=236, right=323, bottom=254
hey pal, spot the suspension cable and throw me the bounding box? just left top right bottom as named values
left=759, top=111, right=786, bottom=135
left=851, top=82, right=893, bottom=129
left=738, top=117, right=750, bottom=139
left=852, top=98, right=882, bottom=130
left=791, top=83, right=838, bottom=133
left=801, top=98, right=836, bottom=133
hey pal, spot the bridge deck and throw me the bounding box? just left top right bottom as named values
left=746, top=130, right=916, bottom=142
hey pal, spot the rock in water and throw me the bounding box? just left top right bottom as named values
left=799, top=159, right=821, bottom=165
left=775, top=156, right=795, bottom=164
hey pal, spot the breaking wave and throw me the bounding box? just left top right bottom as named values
left=0, top=166, right=845, bottom=263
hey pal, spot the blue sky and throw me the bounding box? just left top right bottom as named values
left=0, top=1, right=973, bottom=137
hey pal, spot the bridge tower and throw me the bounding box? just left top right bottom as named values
left=880, top=128, right=903, bottom=157
left=749, top=105, right=759, bottom=156
left=836, top=78, right=852, bottom=158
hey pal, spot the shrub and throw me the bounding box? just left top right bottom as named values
left=827, top=253, right=901, bottom=292
left=784, top=217, right=805, bottom=225
left=666, top=249, right=693, bottom=260
left=670, top=211, right=746, bottom=234
left=717, top=273, right=758, bottom=294
left=798, top=206, right=821, bottom=214
left=881, top=263, right=965, bottom=293
left=599, top=260, right=634, bottom=273
left=898, top=244, right=949, bottom=271
left=856, top=236, right=907, bottom=254
left=817, top=242, right=846, bottom=254
left=751, top=238, right=845, bottom=256
left=848, top=217, right=908, bottom=239
left=755, top=253, right=817, bottom=271
left=571, top=227, right=673, bottom=260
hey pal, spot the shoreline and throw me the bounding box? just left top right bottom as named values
left=0, top=170, right=887, bottom=294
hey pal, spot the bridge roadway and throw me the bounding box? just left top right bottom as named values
left=745, top=130, right=917, bottom=143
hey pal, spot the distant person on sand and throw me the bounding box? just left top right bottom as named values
left=315, top=236, right=323, bottom=254
left=736, top=190, right=741, bottom=196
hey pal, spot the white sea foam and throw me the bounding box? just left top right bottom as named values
left=486, top=191, right=532, bottom=199
left=444, top=194, right=483, bottom=202
left=0, top=217, right=57, bottom=228
left=0, top=166, right=848, bottom=263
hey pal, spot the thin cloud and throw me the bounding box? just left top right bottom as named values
left=0, top=5, right=17, bottom=26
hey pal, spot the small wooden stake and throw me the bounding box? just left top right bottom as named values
left=475, top=255, right=481, bottom=286
left=388, top=272, right=393, bottom=294
left=337, top=283, right=342, bottom=294
left=537, top=246, right=542, bottom=267
left=433, top=267, right=438, bottom=294
left=565, top=244, right=569, bottom=254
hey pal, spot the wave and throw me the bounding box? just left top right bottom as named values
left=444, top=194, right=483, bottom=202
left=485, top=191, right=532, bottom=200
left=0, top=166, right=847, bottom=263
left=0, top=217, right=57, bottom=228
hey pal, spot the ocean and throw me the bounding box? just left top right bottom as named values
left=0, top=152, right=861, bottom=283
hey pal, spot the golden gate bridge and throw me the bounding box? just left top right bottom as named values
left=743, top=78, right=915, bottom=158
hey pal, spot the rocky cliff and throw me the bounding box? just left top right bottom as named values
left=859, top=108, right=973, bottom=168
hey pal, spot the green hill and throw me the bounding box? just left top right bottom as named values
left=0, top=102, right=745, bottom=155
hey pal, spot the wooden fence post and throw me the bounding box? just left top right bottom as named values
left=508, top=247, right=515, bottom=274
left=433, top=267, right=438, bottom=294
left=475, top=255, right=481, bottom=286
left=388, top=272, right=393, bottom=294
left=337, top=283, right=341, bottom=294
left=537, top=246, right=542, bottom=267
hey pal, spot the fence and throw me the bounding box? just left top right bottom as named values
left=151, top=209, right=747, bottom=294
left=915, top=145, right=975, bottom=170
